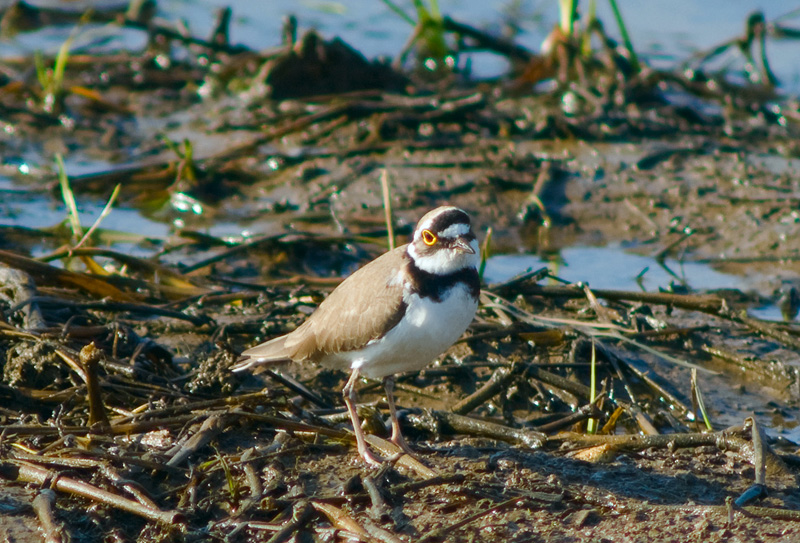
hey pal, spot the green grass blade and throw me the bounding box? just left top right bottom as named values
left=428, top=0, right=441, bottom=20
left=53, top=33, right=72, bottom=92
left=75, top=184, right=122, bottom=250
left=478, top=226, right=492, bottom=282
left=587, top=337, right=597, bottom=433
left=691, top=368, right=713, bottom=430
left=559, top=0, right=578, bottom=35
left=56, top=154, right=83, bottom=241
left=582, top=0, right=597, bottom=55
left=381, top=0, right=415, bottom=25
left=34, top=50, right=48, bottom=91
left=607, top=0, right=639, bottom=69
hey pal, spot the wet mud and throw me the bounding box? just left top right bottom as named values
left=1, top=2, right=800, bottom=542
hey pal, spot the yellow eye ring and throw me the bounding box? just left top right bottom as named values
left=421, top=229, right=437, bottom=246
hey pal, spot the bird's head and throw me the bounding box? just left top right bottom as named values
left=408, top=206, right=479, bottom=274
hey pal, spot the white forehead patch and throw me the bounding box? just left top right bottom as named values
left=417, top=206, right=458, bottom=233
left=414, top=206, right=468, bottom=240
left=438, top=222, right=470, bottom=239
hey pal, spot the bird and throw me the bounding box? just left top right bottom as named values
left=232, top=206, right=481, bottom=465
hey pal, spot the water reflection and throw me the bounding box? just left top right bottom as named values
left=484, top=244, right=787, bottom=320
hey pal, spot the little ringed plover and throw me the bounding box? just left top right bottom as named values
left=233, top=206, right=480, bottom=465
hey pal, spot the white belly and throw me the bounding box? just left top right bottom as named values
left=327, top=284, right=478, bottom=379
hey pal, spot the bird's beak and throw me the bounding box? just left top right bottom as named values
left=454, top=238, right=476, bottom=254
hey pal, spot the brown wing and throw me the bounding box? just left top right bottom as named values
left=285, top=245, right=408, bottom=362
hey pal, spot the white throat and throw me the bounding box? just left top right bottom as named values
left=407, top=238, right=480, bottom=274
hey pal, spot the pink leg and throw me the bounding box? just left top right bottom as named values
left=343, top=369, right=382, bottom=466
left=384, top=376, right=418, bottom=458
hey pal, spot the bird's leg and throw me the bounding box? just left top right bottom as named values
left=343, top=368, right=382, bottom=466
left=383, top=376, right=418, bottom=458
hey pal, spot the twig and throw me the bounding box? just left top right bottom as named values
left=417, top=496, right=530, bottom=543
left=441, top=16, right=533, bottom=61
left=80, top=342, right=110, bottom=429
left=364, top=473, right=389, bottom=521
left=735, top=416, right=769, bottom=506
left=265, top=501, right=315, bottom=543
left=736, top=313, right=800, bottom=350
left=0, top=414, right=207, bottom=437
left=750, top=417, right=767, bottom=486
left=620, top=500, right=800, bottom=522
left=32, top=489, right=64, bottom=543
left=451, top=365, right=516, bottom=415
left=363, top=435, right=438, bottom=478
left=0, top=249, right=134, bottom=302
left=485, top=267, right=549, bottom=292
left=525, top=364, right=593, bottom=400
left=110, top=390, right=283, bottom=424
left=121, top=17, right=250, bottom=54
left=497, top=283, right=727, bottom=314
left=261, top=369, right=331, bottom=408
left=407, top=410, right=545, bottom=448
left=307, top=474, right=466, bottom=508
left=311, top=501, right=370, bottom=540
left=534, top=401, right=599, bottom=433
left=100, top=465, right=161, bottom=510
left=622, top=360, right=691, bottom=418
left=0, top=461, right=183, bottom=525
left=381, top=169, right=395, bottom=251
left=166, top=414, right=230, bottom=467
left=549, top=425, right=747, bottom=450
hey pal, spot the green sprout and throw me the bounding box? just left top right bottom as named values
left=56, top=153, right=82, bottom=243
left=34, top=11, right=92, bottom=113
left=56, top=153, right=122, bottom=250
left=382, top=0, right=452, bottom=76
left=478, top=226, right=492, bottom=282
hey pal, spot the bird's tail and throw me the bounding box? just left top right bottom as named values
left=231, top=335, right=291, bottom=372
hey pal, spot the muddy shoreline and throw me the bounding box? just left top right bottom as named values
left=1, top=3, right=800, bottom=542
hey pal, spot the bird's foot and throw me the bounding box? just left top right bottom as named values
left=355, top=433, right=421, bottom=466
left=356, top=444, right=385, bottom=467
left=390, top=430, right=422, bottom=461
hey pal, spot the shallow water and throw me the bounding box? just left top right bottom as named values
left=486, top=246, right=800, bottom=445
left=167, top=0, right=800, bottom=85
left=3, top=0, right=798, bottom=252
left=484, top=245, right=785, bottom=320
left=4, top=1, right=799, bottom=86
left=1, top=6, right=800, bottom=538
left=0, top=179, right=788, bottom=320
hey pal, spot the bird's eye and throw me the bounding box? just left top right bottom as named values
left=421, top=229, right=437, bottom=246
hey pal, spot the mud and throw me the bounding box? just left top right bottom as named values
left=1, top=2, right=800, bottom=542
